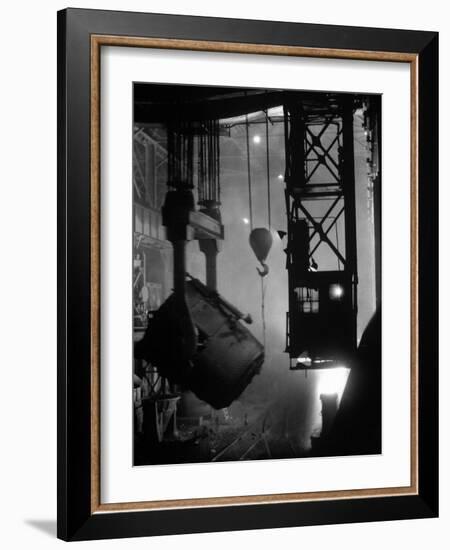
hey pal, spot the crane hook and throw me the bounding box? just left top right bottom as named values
left=256, top=261, right=269, bottom=277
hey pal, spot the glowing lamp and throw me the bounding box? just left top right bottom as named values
left=296, top=355, right=312, bottom=367
left=329, top=284, right=344, bottom=300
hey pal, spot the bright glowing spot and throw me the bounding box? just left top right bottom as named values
left=329, top=284, right=344, bottom=300
left=253, top=135, right=261, bottom=144
left=242, top=217, right=250, bottom=225
left=296, top=355, right=312, bottom=367
left=318, top=367, right=350, bottom=400
left=277, top=174, right=284, bottom=180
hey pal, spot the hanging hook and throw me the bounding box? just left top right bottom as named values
left=256, top=261, right=269, bottom=277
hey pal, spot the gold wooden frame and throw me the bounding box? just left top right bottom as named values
left=90, top=35, right=419, bottom=514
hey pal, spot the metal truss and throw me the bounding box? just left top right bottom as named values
left=283, top=94, right=359, bottom=363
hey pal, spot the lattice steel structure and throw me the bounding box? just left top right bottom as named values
left=283, top=93, right=360, bottom=367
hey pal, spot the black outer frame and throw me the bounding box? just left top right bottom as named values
left=57, top=8, right=438, bottom=541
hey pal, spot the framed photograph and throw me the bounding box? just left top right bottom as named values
left=57, top=8, right=438, bottom=541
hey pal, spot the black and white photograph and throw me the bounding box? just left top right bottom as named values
left=0, top=1, right=443, bottom=547
left=132, top=84, right=382, bottom=466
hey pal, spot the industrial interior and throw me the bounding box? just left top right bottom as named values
left=132, top=84, right=381, bottom=465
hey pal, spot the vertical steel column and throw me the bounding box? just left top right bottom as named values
left=372, top=97, right=382, bottom=309
left=144, top=142, right=157, bottom=208
left=204, top=250, right=218, bottom=291
left=286, top=104, right=306, bottom=190
left=172, top=240, right=187, bottom=299
left=341, top=97, right=358, bottom=348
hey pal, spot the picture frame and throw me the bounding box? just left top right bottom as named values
left=57, top=7, right=438, bottom=541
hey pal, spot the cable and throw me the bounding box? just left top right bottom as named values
left=261, top=276, right=267, bottom=350
left=245, top=114, right=253, bottom=230
left=265, top=110, right=271, bottom=230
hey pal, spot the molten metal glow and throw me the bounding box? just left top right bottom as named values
left=318, top=367, right=350, bottom=399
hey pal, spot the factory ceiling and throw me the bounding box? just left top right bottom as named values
left=133, top=83, right=366, bottom=124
